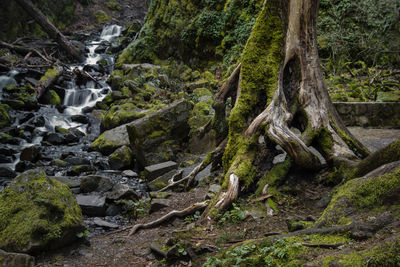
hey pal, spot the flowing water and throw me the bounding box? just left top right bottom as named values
left=0, top=25, right=123, bottom=191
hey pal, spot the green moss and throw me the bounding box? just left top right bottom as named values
left=188, top=98, right=214, bottom=132
left=105, top=1, right=121, bottom=11
left=42, top=90, right=61, bottom=105
left=0, top=168, right=83, bottom=253
left=109, top=145, right=133, bottom=169
left=317, top=166, right=400, bottom=226
left=256, top=158, right=292, bottom=196
left=55, top=126, right=70, bottom=134
left=101, top=103, right=145, bottom=130
left=39, top=66, right=60, bottom=84
left=3, top=83, right=38, bottom=110
left=70, top=165, right=94, bottom=175
left=0, top=104, right=11, bottom=129
left=94, top=10, right=111, bottom=24
left=51, top=158, right=69, bottom=167
left=223, top=0, right=284, bottom=177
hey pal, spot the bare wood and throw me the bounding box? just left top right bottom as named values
left=250, top=194, right=272, bottom=203
left=215, top=173, right=239, bottom=211
left=127, top=201, right=208, bottom=236
left=15, top=0, right=81, bottom=61
left=215, top=63, right=241, bottom=104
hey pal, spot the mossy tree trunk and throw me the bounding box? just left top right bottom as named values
left=211, top=0, right=370, bottom=212
left=15, top=0, right=81, bottom=61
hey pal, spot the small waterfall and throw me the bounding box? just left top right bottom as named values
left=0, top=70, right=18, bottom=100
left=100, top=25, right=122, bottom=41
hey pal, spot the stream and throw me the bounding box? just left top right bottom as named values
left=0, top=25, right=146, bottom=228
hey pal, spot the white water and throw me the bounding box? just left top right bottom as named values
left=0, top=70, right=18, bottom=100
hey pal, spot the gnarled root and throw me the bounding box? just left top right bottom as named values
left=215, top=173, right=239, bottom=211
left=127, top=201, right=208, bottom=236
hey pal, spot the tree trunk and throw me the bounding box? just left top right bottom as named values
left=208, top=0, right=370, bottom=214
left=15, top=0, right=81, bottom=61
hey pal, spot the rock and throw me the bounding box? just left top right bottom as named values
left=92, top=123, right=130, bottom=155
left=0, top=166, right=16, bottom=178
left=0, top=168, right=83, bottom=253
left=106, top=184, right=138, bottom=201
left=41, top=90, right=61, bottom=105
left=0, top=104, right=10, bottom=129
left=64, top=155, right=90, bottom=166
left=80, top=175, right=114, bottom=193
left=150, top=198, right=171, bottom=213
left=20, top=145, right=40, bottom=162
left=148, top=170, right=182, bottom=191
left=67, top=165, right=95, bottom=176
left=0, top=249, right=34, bottom=267
left=286, top=216, right=313, bottom=232
left=273, top=152, right=287, bottom=165
left=106, top=204, right=121, bottom=216
left=209, top=184, right=221, bottom=194
left=93, top=218, right=119, bottom=229
left=122, top=170, right=138, bottom=177
left=51, top=158, right=69, bottom=167
left=144, top=161, right=178, bottom=181
left=15, top=161, right=35, bottom=172
left=101, top=103, right=144, bottom=130
left=108, top=145, right=133, bottom=170
left=53, top=177, right=80, bottom=188
left=76, top=194, right=106, bottom=217
left=127, top=99, right=193, bottom=166
left=71, top=114, right=89, bottom=124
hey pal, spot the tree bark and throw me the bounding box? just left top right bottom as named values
left=209, top=0, right=370, bottom=213
left=15, top=0, right=81, bottom=61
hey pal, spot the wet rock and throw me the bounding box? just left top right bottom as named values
left=15, top=161, right=36, bottom=173
left=20, top=145, right=40, bottom=162
left=0, top=154, right=13, bottom=163
left=64, top=155, right=90, bottom=166
left=108, top=145, right=133, bottom=170
left=0, top=166, right=16, bottom=178
left=93, top=218, right=119, bottom=229
left=51, top=158, right=69, bottom=167
left=106, top=184, right=138, bottom=201
left=0, top=249, right=35, bottom=267
left=80, top=175, right=114, bottom=193
left=122, top=170, right=138, bottom=177
left=91, top=123, right=130, bottom=155
left=71, top=114, right=89, bottom=124
left=67, top=165, right=95, bottom=176
left=126, top=99, right=193, bottom=166
left=76, top=194, right=106, bottom=217
left=101, top=102, right=144, bottom=130
left=150, top=198, right=171, bottom=213
left=0, top=104, right=11, bottom=129
left=144, top=161, right=178, bottom=181
left=0, top=168, right=83, bottom=253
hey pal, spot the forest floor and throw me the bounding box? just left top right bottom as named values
left=34, top=127, right=400, bottom=267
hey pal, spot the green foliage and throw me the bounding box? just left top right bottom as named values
left=184, top=210, right=202, bottom=224
left=318, top=0, right=400, bottom=70
left=218, top=203, right=245, bottom=224
left=115, top=198, right=150, bottom=220
left=94, top=10, right=111, bottom=24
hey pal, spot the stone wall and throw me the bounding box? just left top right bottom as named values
left=334, top=102, right=400, bottom=128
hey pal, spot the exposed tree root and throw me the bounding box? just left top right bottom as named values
left=127, top=201, right=208, bottom=236
left=215, top=173, right=239, bottom=211
left=214, top=63, right=241, bottom=104
left=158, top=139, right=227, bottom=192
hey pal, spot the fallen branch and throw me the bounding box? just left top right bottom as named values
left=0, top=40, right=52, bottom=64
left=128, top=201, right=208, bottom=236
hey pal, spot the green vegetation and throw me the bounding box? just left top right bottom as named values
left=218, top=203, right=245, bottom=224
left=94, top=10, right=111, bottom=24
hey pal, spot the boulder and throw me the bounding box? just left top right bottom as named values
left=20, top=145, right=40, bottom=162
left=150, top=198, right=171, bottom=213
left=144, top=161, right=178, bottom=181
left=0, top=249, right=34, bottom=267
left=106, top=184, right=138, bottom=201
left=80, top=175, right=114, bottom=193
left=76, top=194, right=106, bottom=217
left=127, top=99, right=193, bottom=166
left=91, top=123, right=130, bottom=155
left=101, top=102, right=145, bottom=130
left=108, top=145, right=133, bottom=170
left=0, top=104, right=10, bottom=129
left=148, top=169, right=182, bottom=191
left=0, top=168, right=83, bottom=253
left=0, top=166, right=16, bottom=178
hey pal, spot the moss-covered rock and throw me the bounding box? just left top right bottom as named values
left=126, top=99, right=194, bottom=167
left=2, top=84, right=38, bottom=110
left=105, top=1, right=121, bottom=11
left=0, top=104, right=11, bottom=129
left=0, top=168, right=83, bottom=254
left=101, top=103, right=145, bottom=130
left=41, top=90, right=61, bottom=105
left=108, top=145, right=133, bottom=170
left=92, top=123, right=130, bottom=155
left=94, top=10, right=111, bottom=24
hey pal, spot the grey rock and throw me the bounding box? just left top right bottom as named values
left=76, top=194, right=106, bottom=216
left=64, top=156, right=90, bottom=166
left=148, top=169, right=182, bottom=191
left=20, top=145, right=40, bottom=162
left=122, top=170, right=138, bottom=177
left=92, top=123, right=130, bottom=155
left=106, top=204, right=121, bottom=216
left=144, top=161, right=178, bottom=181
left=53, top=176, right=80, bottom=188
left=0, top=249, right=34, bottom=267
left=108, top=145, right=133, bottom=170
left=208, top=184, right=221, bottom=194
left=273, top=152, right=287, bottom=165
left=106, top=183, right=138, bottom=201
left=80, top=175, right=114, bottom=193
left=0, top=166, right=16, bottom=178
left=126, top=99, right=193, bottom=166
left=150, top=198, right=171, bottom=213
left=93, top=218, right=119, bottom=229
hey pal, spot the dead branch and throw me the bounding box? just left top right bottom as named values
left=127, top=201, right=208, bottom=236
left=0, top=40, right=52, bottom=64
